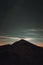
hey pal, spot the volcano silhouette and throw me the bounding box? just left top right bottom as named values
left=0, top=39, right=43, bottom=65
left=13, top=39, right=41, bottom=47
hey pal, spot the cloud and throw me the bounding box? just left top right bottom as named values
left=0, top=36, right=35, bottom=45
left=0, top=36, right=21, bottom=40
left=0, top=36, right=43, bottom=46
left=0, top=36, right=34, bottom=46
left=22, top=29, right=43, bottom=32
left=20, top=29, right=43, bottom=38
left=0, top=37, right=43, bottom=47
left=0, top=36, right=21, bottom=44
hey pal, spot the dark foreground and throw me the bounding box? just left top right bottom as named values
left=0, top=39, right=43, bottom=65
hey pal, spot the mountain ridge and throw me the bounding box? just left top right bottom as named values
left=0, top=39, right=43, bottom=65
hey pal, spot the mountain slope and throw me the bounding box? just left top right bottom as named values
left=0, top=39, right=43, bottom=65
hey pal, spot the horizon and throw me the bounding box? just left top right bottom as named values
left=0, top=36, right=43, bottom=47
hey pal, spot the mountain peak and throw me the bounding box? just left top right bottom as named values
left=12, top=39, right=35, bottom=47
left=13, top=39, right=30, bottom=44
left=18, top=39, right=28, bottom=42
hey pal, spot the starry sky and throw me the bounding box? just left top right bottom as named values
left=0, top=0, right=43, bottom=44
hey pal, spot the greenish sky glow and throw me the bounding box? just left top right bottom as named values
left=0, top=0, right=43, bottom=44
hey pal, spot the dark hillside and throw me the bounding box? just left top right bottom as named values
left=0, top=39, right=43, bottom=65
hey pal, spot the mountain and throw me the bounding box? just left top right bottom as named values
left=0, top=44, right=11, bottom=65
left=0, top=39, right=43, bottom=65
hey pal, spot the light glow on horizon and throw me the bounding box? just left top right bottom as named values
left=0, top=36, right=43, bottom=47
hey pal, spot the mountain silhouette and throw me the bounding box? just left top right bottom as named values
left=0, top=39, right=43, bottom=65
left=12, top=39, right=40, bottom=47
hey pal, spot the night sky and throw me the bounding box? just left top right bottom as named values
left=0, top=0, right=43, bottom=44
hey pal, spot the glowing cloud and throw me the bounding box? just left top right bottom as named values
left=23, top=38, right=34, bottom=41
